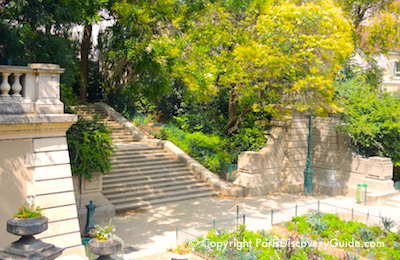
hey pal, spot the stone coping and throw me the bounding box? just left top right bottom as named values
left=0, top=114, right=77, bottom=124
left=0, top=63, right=64, bottom=74
left=94, top=102, right=146, bottom=141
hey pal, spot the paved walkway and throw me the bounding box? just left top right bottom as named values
left=114, top=193, right=400, bottom=260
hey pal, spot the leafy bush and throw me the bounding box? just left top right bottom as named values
left=335, top=78, right=400, bottom=166
left=67, top=116, right=113, bottom=180
left=158, top=125, right=232, bottom=175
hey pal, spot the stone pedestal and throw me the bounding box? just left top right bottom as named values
left=0, top=217, right=63, bottom=260
left=0, top=64, right=85, bottom=257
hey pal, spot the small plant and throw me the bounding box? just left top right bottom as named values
left=168, top=245, right=192, bottom=255
left=381, top=216, right=396, bottom=233
left=358, top=227, right=374, bottom=242
left=93, top=223, right=116, bottom=241
left=307, top=213, right=327, bottom=235
left=14, top=196, right=43, bottom=219
left=344, top=251, right=360, bottom=260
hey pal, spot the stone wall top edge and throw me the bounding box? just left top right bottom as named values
left=0, top=64, right=64, bottom=74
left=0, top=114, right=77, bottom=124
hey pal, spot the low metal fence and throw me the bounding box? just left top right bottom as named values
left=176, top=200, right=400, bottom=247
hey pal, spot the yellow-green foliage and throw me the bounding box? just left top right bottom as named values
left=171, top=0, right=354, bottom=118
left=336, top=0, right=400, bottom=54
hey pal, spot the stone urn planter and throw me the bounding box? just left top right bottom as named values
left=0, top=216, right=63, bottom=259
left=7, top=216, right=48, bottom=237
left=88, top=238, right=122, bottom=260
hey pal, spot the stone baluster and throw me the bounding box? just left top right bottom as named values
left=12, top=73, right=23, bottom=97
left=0, top=72, right=11, bottom=96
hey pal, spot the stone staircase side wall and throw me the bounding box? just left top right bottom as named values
left=236, top=113, right=396, bottom=197
left=94, top=102, right=146, bottom=141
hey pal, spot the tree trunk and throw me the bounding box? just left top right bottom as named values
left=80, top=24, right=92, bottom=102
left=226, top=89, right=238, bottom=134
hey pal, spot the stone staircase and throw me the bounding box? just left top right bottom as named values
left=72, top=105, right=216, bottom=211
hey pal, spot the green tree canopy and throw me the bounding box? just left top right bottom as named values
left=168, top=0, right=353, bottom=133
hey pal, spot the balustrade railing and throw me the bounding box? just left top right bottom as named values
left=0, top=63, right=64, bottom=114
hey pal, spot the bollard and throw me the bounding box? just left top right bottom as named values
left=85, top=200, right=97, bottom=235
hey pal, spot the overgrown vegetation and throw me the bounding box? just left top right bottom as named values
left=67, top=116, right=113, bottom=180
left=132, top=113, right=265, bottom=176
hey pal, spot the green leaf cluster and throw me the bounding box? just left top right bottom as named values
left=335, top=77, right=400, bottom=166
left=14, top=204, right=43, bottom=219
left=67, top=116, right=113, bottom=180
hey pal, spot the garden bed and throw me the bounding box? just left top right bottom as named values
left=187, top=213, right=400, bottom=260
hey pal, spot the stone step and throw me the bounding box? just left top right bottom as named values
left=113, top=191, right=216, bottom=211
left=103, top=170, right=193, bottom=185
left=113, top=147, right=162, bottom=154
left=102, top=178, right=201, bottom=195
left=105, top=182, right=210, bottom=200
left=111, top=156, right=173, bottom=165
left=109, top=186, right=214, bottom=206
left=105, top=166, right=189, bottom=179
left=103, top=174, right=196, bottom=190
left=111, top=152, right=170, bottom=161
left=112, top=137, right=136, bottom=142
left=111, top=161, right=185, bottom=171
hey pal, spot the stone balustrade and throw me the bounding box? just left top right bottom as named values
left=0, top=63, right=64, bottom=114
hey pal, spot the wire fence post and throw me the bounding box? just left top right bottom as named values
left=295, top=204, right=298, bottom=217
left=236, top=205, right=240, bottom=231
left=176, top=226, right=179, bottom=246
left=212, top=219, right=216, bottom=230
left=243, top=214, right=246, bottom=226
left=351, top=208, right=354, bottom=221
left=366, top=211, right=370, bottom=225
left=271, top=209, right=274, bottom=226
left=317, top=200, right=320, bottom=213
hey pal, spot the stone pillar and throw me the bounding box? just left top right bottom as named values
left=0, top=64, right=85, bottom=257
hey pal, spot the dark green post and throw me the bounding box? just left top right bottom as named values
left=304, top=114, right=313, bottom=195
left=85, top=200, right=96, bottom=235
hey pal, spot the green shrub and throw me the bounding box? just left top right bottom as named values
left=158, top=125, right=231, bottom=175
left=228, top=126, right=266, bottom=161
left=67, top=116, right=113, bottom=180
left=335, top=79, right=400, bottom=166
